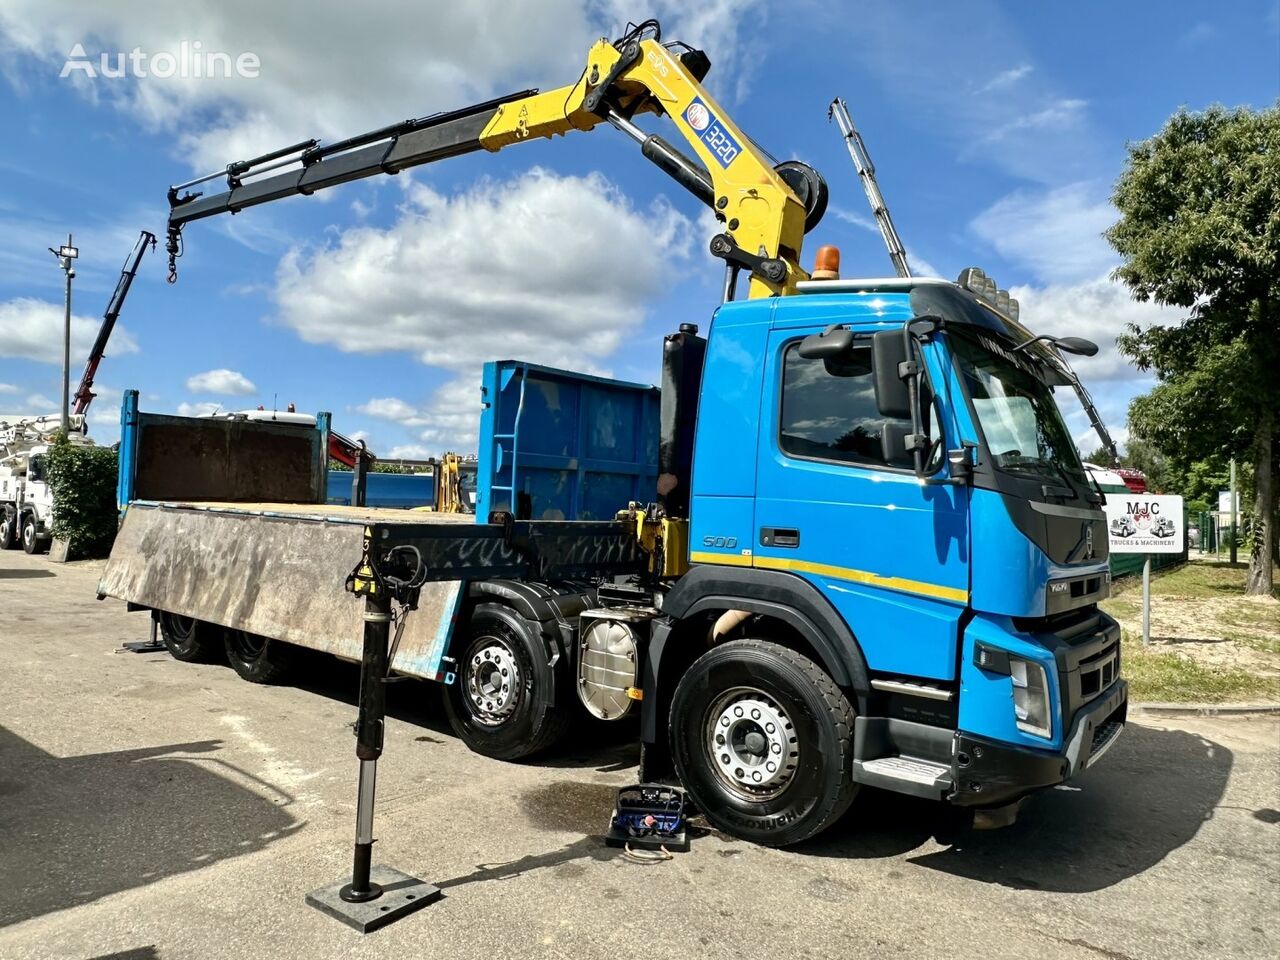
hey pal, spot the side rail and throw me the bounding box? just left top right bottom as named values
left=368, top=517, right=648, bottom=583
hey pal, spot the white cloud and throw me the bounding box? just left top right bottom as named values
left=0, top=1, right=763, bottom=172
left=1009, top=275, right=1184, bottom=382
left=0, top=297, right=139, bottom=364
left=983, top=98, right=1088, bottom=144
left=0, top=383, right=17, bottom=394
left=385, top=444, right=433, bottom=460
left=971, top=182, right=1116, bottom=284
left=413, top=378, right=484, bottom=451
left=837, top=3, right=1102, bottom=183
left=830, top=205, right=943, bottom=280
left=176, top=401, right=222, bottom=417
left=185, top=368, right=256, bottom=395
left=273, top=168, right=691, bottom=371
left=831, top=206, right=876, bottom=233
left=271, top=167, right=686, bottom=451
left=975, top=63, right=1032, bottom=94
left=356, top=397, right=428, bottom=427
left=25, top=393, right=57, bottom=411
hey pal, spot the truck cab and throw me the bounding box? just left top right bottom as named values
left=665, top=275, right=1124, bottom=820
left=1, top=416, right=89, bottom=554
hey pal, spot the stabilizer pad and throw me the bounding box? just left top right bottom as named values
left=305, top=865, right=441, bottom=933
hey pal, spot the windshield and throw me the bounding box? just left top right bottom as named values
left=949, top=331, right=1083, bottom=481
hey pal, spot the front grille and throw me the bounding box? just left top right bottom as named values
left=1013, top=606, right=1101, bottom=642
left=1077, top=640, right=1120, bottom=701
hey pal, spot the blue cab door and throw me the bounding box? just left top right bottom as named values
left=752, top=302, right=971, bottom=682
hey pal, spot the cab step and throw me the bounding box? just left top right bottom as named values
left=853, top=755, right=952, bottom=799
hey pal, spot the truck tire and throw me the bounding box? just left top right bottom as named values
left=443, top=603, right=569, bottom=760
left=0, top=510, right=17, bottom=550
left=224, top=629, right=294, bottom=684
left=669, top=639, right=857, bottom=847
left=158, top=612, right=222, bottom=663
left=21, top=514, right=43, bottom=554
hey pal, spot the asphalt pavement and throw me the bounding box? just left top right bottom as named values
left=1, top=551, right=1277, bottom=960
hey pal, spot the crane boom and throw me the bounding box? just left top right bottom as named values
left=828, top=98, right=911, bottom=279
left=166, top=22, right=827, bottom=299
left=73, top=230, right=156, bottom=415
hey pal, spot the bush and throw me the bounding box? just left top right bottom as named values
left=45, top=440, right=119, bottom=559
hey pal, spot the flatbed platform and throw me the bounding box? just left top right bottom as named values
left=129, top=499, right=475, bottom=525
left=99, top=500, right=467, bottom=679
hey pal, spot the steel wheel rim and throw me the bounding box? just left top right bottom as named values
left=465, top=635, right=521, bottom=727
left=705, top=685, right=800, bottom=801
left=162, top=613, right=196, bottom=641
left=229, top=629, right=266, bottom=661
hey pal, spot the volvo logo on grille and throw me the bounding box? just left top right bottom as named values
left=1085, top=525, right=1094, bottom=559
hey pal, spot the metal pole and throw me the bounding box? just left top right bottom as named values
left=352, top=442, right=368, bottom=508
left=61, top=234, right=73, bottom=434
left=306, top=567, right=440, bottom=932
left=1229, top=458, right=1238, bottom=565
left=341, top=589, right=392, bottom=903
left=1142, top=555, right=1151, bottom=646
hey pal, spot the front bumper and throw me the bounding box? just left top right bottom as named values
left=950, top=679, right=1128, bottom=807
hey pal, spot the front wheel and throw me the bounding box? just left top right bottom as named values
left=670, top=639, right=857, bottom=847
left=442, top=603, right=568, bottom=760
left=224, top=629, right=294, bottom=684
left=21, top=516, right=44, bottom=554
left=158, top=612, right=222, bottom=663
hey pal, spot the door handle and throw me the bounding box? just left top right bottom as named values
left=760, top=527, right=800, bottom=548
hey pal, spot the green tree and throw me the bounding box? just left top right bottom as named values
left=45, top=439, right=120, bottom=559
left=1118, top=437, right=1169, bottom=492
left=1107, top=103, right=1279, bottom=594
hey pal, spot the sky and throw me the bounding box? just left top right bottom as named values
left=0, top=0, right=1276, bottom=458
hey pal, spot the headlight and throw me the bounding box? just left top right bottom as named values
left=1010, top=657, right=1052, bottom=739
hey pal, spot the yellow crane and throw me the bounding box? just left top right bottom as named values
left=166, top=20, right=827, bottom=300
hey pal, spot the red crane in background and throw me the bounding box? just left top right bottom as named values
left=73, top=230, right=156, bottom=416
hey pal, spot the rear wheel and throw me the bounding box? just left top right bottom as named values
left=20, top=515, right=43, bottom=554
left=224, top=629, right=294, bottom=684
left=0, top=510, right=17, bottom=550
left=443, top=603, right=568, bottom=760
left=670, top=639, right=857, bottom=847
left=158, top=612, right=222, bottom=663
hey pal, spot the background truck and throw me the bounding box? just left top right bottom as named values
left=0, top=415, right=92, bottom=553
left=100, top=21, right=1126, bottom=847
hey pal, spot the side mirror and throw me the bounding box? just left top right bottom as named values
left=872, top=330, right=911, bottom=419
left=880, top=421, right=914, bottom=467
left=1054, top=336, right=1098, bottom=357
left=798, top=325, right=853, bottom=359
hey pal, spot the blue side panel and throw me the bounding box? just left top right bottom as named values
left=969, top=488, right=1047, bottom=616
left=969, top=489, right=1111, bottom=618
left=804, top=577, right=963, bottom=680
left=689, top=301, right=771, bottom=562
left=476, top=360, right=660, bottom=521
left=960, top=613, right=1062, bottom=750
left=749, top=293, right=971, bottom=681
left=326, top=470, right=436, bottom=509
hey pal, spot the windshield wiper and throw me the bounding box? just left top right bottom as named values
left=997, top=453, right=1080, bottom=501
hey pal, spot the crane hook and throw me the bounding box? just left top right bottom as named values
left=165, top=223, right=183, bottom=284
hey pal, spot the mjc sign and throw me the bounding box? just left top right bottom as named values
left=1104, top=493, right=1185, bottom=554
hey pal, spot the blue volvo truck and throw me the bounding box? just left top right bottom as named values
left=101, top=273, right=1126, bottom=847
left=102, top=20, right=1125, bottom=846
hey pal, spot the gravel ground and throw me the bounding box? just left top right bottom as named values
left=1, top=551, right=1277, bottom=960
